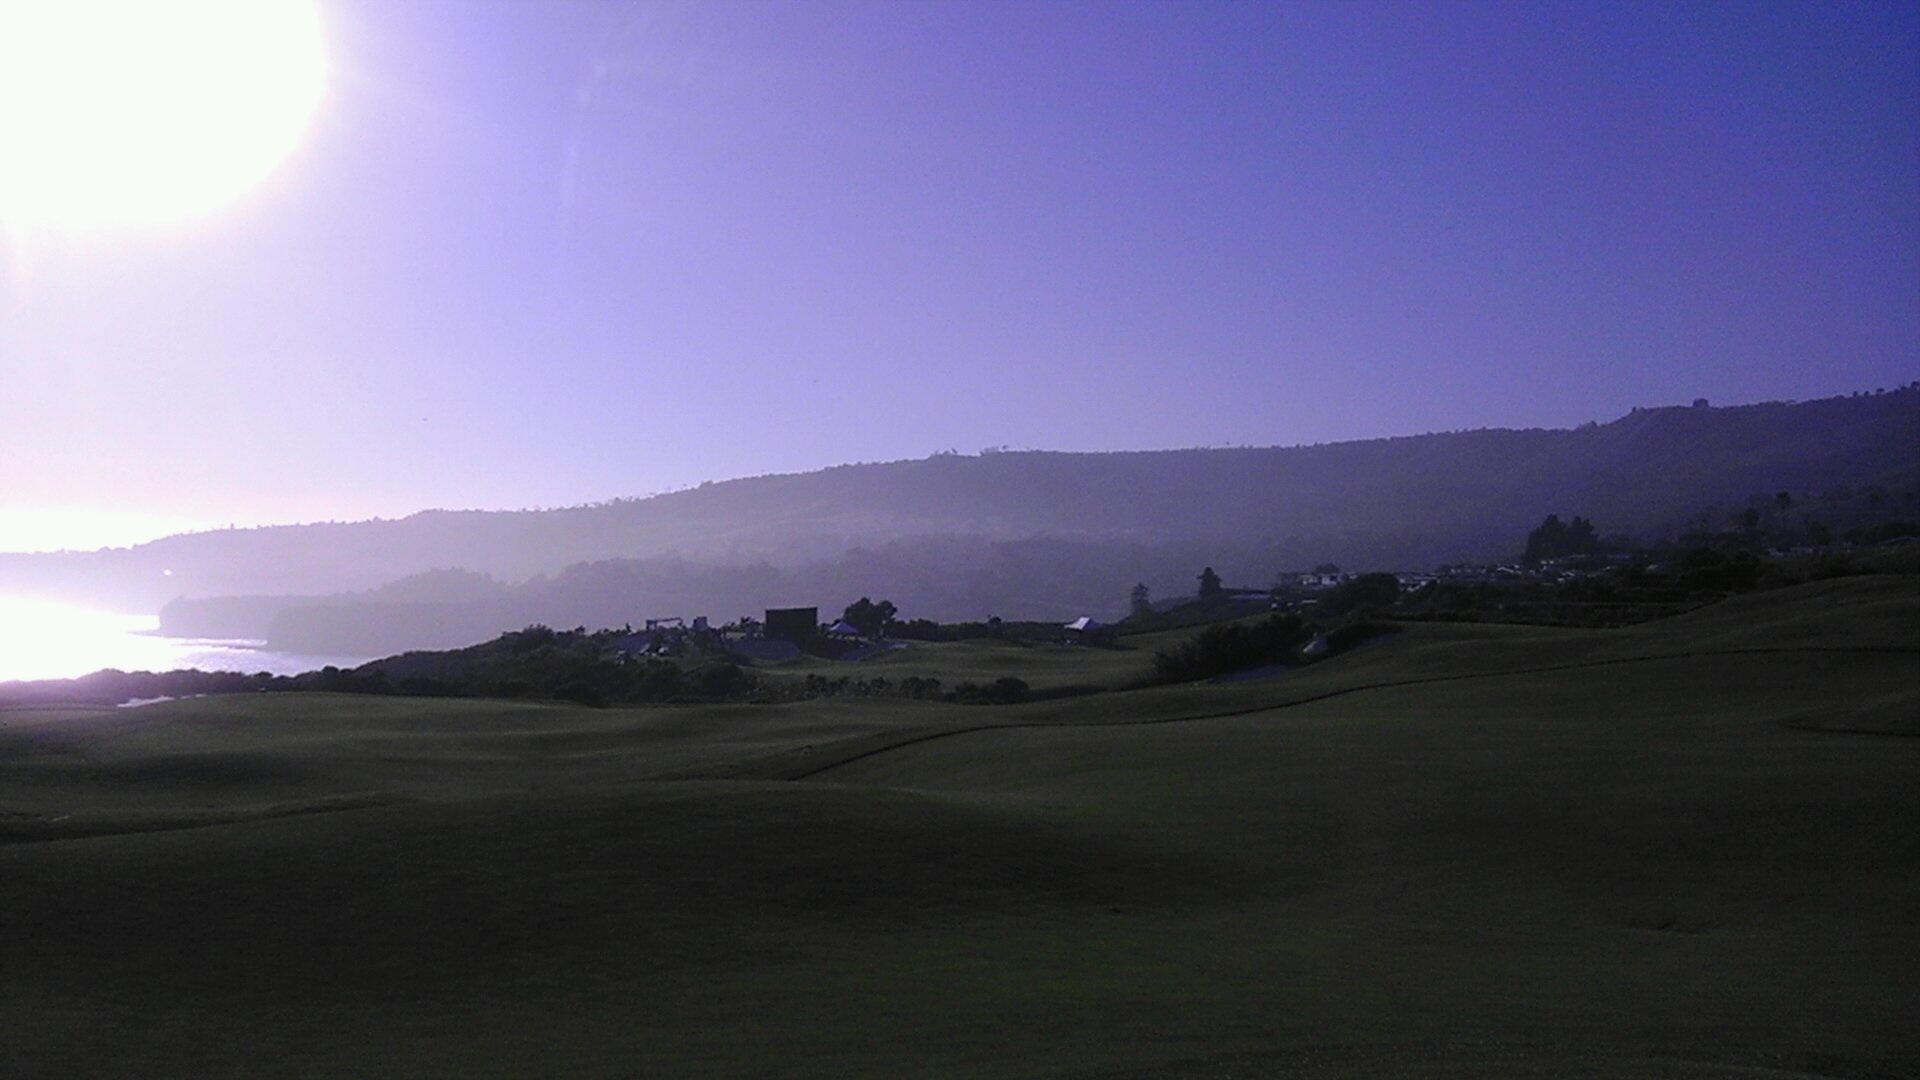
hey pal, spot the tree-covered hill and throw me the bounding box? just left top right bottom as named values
left=4, top=389, right=1914, bottom=631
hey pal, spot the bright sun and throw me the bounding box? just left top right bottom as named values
left=0, top=0, right=325, bottom=230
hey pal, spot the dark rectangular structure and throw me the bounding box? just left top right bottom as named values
left=763, top=606, right=819, bottom=643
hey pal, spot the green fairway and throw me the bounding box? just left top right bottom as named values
left=761, top=633, right=1167, bottom=695
left=2, top=577, right=1916, bottom=1078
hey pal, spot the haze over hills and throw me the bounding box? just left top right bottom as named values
left=3, top=389, right=1914, bottom=653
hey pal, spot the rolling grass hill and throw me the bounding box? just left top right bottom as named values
left=1, top=576, right=1915, bottom=1078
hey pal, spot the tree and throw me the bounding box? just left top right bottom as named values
left=1319, top=572, right=1400, bottom=618
left=1568, top=515, right=1598, bottom=552
left=1524, top=515, right=1564, bottom=562
left=1524, top=514, right=1599, bottom=563
left=1197, top=567, right=1223, bottom=598
left=1129, top=582, right=1152, bottom=619
left=841, top=597, right=899, bottom=637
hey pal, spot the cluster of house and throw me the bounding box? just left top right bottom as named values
left=1273, top=570, right=1351, bottom=591
left=606, top=616, right=718, bottom=659
left=1433, top=558, right=1629, bottom=584
left=606, top=606, right=892, bottom=663
left=611, top=564, right=1587, bottom=664
left=607, top=605, right=1125, bottom=660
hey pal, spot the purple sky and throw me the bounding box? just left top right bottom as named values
left=2, top=0, right=1915, bottom=552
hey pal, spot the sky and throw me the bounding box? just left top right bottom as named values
left=1, top=0, right=1915, bottom=552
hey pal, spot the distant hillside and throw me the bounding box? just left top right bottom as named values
left=5, top=390, right=1915, bottom=641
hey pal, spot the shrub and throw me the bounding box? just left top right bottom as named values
left=899, top=676, right=943, bottom=699
left=1316, top=572, right=1400, bottom=619
left=1150, top=614, right=1310, bottom=684
left=692, top=662, right=750, bottom=699
left=989, top=677, right=1030, bottom=704
left=946, top=677, right=1028, bottom=705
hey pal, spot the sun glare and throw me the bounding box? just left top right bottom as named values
left=0, top=507, right=210, bottom=554
left=0, top=0, right=325, bottom=230
left=0, top=595, right=171, bottom=682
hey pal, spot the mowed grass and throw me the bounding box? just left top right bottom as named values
left=764, top=632, right=1168, bottom=694
left=1, top=576, right=1916, bottom=1079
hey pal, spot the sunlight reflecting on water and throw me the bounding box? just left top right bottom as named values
left=0, top=595, right=367, bottom=682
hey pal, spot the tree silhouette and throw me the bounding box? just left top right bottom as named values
left=1524, top=514, right=1599, bottom=562
left=841, top=597, right=898, bottom=636
left=1197, top=567, right=1223, bottom=598
left=1129, top=582, right=1152, bottom=618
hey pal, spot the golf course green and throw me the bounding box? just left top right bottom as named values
left=3, top=576, right=1915, bottom=1078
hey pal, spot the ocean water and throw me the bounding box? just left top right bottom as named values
left=0, top=595, right=370, bottom=683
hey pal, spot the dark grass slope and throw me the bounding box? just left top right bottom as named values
left=1, top=576, right=1916, bottom=1078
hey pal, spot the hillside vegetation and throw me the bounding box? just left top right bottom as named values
left=2, top=575, right=1915, bottom=1078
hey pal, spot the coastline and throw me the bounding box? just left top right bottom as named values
left=0, top=594, right=371, bottom=685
